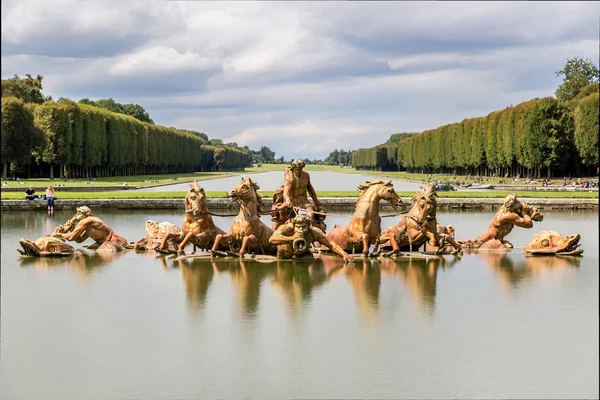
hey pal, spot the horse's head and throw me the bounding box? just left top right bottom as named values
left=357, top=180, right=401, bottom=209
left=185, top=180, right=207, bottom=211
left=410, top=183, right=438, bottom=223
left=228, top=177, right=263, bottom=206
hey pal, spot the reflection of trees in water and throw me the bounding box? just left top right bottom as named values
left=475, top=252, right=581, bottom=288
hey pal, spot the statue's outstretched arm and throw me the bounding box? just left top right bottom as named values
left=503, top=213, right=533, bottom=229
left=313, top=227, right=353, bottom=262
left=269, top=225, right=295, bottom=245
left=64, top=221, right=91, bottom=243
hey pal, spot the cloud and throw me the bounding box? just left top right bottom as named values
left=110, top=46, right=220, bottom=76
left=1, top=1, right=598, bottom=159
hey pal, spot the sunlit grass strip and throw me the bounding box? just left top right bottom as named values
left=1, top=190, right=597, bottom=200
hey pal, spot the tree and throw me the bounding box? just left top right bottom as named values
left=78, top=98, right=154, bottom=124
left=555, top=57, right=599, bottom=102
left=1, top=97, right=42, bottom=177
left=1, top=74, right=51, bottom=104
left=259, top=145, right=276, bottom=162
left=385, top=132, right=417, bottom=145
left=574, top=93, right=599, bottom=167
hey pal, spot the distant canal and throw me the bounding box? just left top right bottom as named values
left=1, top=209, right=598, bottom=399
left=137, top=170, right=425, bottom=192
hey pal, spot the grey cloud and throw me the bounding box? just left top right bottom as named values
left=1, top=1, right=598, bottom=160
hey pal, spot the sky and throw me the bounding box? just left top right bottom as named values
left=2, top=1, right=599, bottom=160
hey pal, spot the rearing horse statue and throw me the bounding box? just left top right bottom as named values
left=158, top=180, right=226, bottom=254
left=375, top=183, right=462, bottom=255
left=326, top=180, right=401, bottom=255
left=211, top=177, right=276, bottom=257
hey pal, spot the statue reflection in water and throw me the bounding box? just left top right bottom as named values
left=19, top=251, right=126, bottom=285
left=474, top=252, right=581, bottom=287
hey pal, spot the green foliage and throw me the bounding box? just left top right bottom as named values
left=324, top=149, right=352, bottom=165
left=574, top=93, right=599, bottom=166
left=32, top=101, right=72, bottom=166
left=1, top=97, right=41, bottom=168
left=78, top=97, right=154, bottom=123
left=385, top=132, right=417, bottom=145
left=555, top=57, right=599, bottom=102
left=1, top=74, right=50, bottom=104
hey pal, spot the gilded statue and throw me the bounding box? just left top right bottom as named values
left=523, top=231, right=582, bottom=256
left=211, top=177, right=276, bottom=257
left=375, top=183, right=462, bottom=255
left=326, top=180, right=401, bottom=256
left=269, top=214, right=354, bottom=262
left=18, top=235, right=77, bottom=257
left=53, top=206, right=132, bottom=252
left=462, top=194, right=543, bottom=250
left=156, top=181, right=226, bottom=254
left=271, top=159, right=326, bottom=232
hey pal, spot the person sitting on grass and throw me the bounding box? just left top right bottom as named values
left=25, top=186, right=39, bottom=200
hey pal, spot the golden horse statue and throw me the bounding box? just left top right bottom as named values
left=158, top=181, right=226, bottom=254
left=325, top=180, right=401, bottom=256
left=211, top=177, right=276, bottom=257
left=375, top=183, right=462, bottom=255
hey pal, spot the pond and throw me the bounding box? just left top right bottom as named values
left=1, top=209, right=598, bottom=399
left=137, top=170, right=425, bottom=192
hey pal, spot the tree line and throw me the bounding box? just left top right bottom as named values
left=1, top=98, right=252, bottom=178
left=1, top=76, right=253, bottom=178
left=352, top=58, right=599, bottom=178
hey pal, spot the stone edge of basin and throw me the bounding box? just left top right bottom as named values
left=1, top=197, right=597, bottom=211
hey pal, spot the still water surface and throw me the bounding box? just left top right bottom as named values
left=138, top=170, right=425, bottom=192
left=1, top=209, right=598, bottom=399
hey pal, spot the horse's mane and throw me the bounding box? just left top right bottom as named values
left=356, top=180, right=392, bottom=202
left=410, top=183, right=438, bottom=206
left=240, top=178, right=264, bottom=212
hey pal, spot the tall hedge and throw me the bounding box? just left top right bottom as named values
left=574, top=92, right=599, bottom=166
left=353, top=96, right=594, bottom=177
left=1, top=97, right=41, bottom=178
left=2, top=100, right=252, bottom=178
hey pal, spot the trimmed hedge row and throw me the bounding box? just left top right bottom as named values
left=1, top=98, right=252, bottom=178
left=352, top=95, right=598, bottom=177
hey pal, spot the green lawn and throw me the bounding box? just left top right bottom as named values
left=343, top=169, right=599, bottom=187
left=0, top=171, right=242, bottom=188
left=245, top=164, right=350, bottom=172
left=2, top=163, right=597, bottom=190
left=2, top=190, right=597, bottom=200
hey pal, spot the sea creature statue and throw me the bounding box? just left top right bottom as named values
left=156, top=181, right=226, bottom=254
left=462, top=194, right=543, bottom=250
left=18, top=235, right=77, bottom=257
left=374, top=183, right=462, bottom=256
left=523, top=231, right=583, bottom=256
left=134, top=220, right=182, bottom=252
left=269, top=214, right=354, bottom=262
left=270, top=159, right=327, bottom=232
left=326, top=180, right=401, bottom=256
left=211, top=177, right=276, bottom=257
left=53, top=206, right=132, bottom=252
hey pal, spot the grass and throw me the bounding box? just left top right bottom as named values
left=0, top=164, right=348, bottom=188
left=2, top=163, right=597, bottom=191
left=2, top=190, right=597, bottom=200
left=0, top=171, right=242, bottom=188
left=245, top=164, right=350, bottom=172
left=344, top=169, right=599, bottom=187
